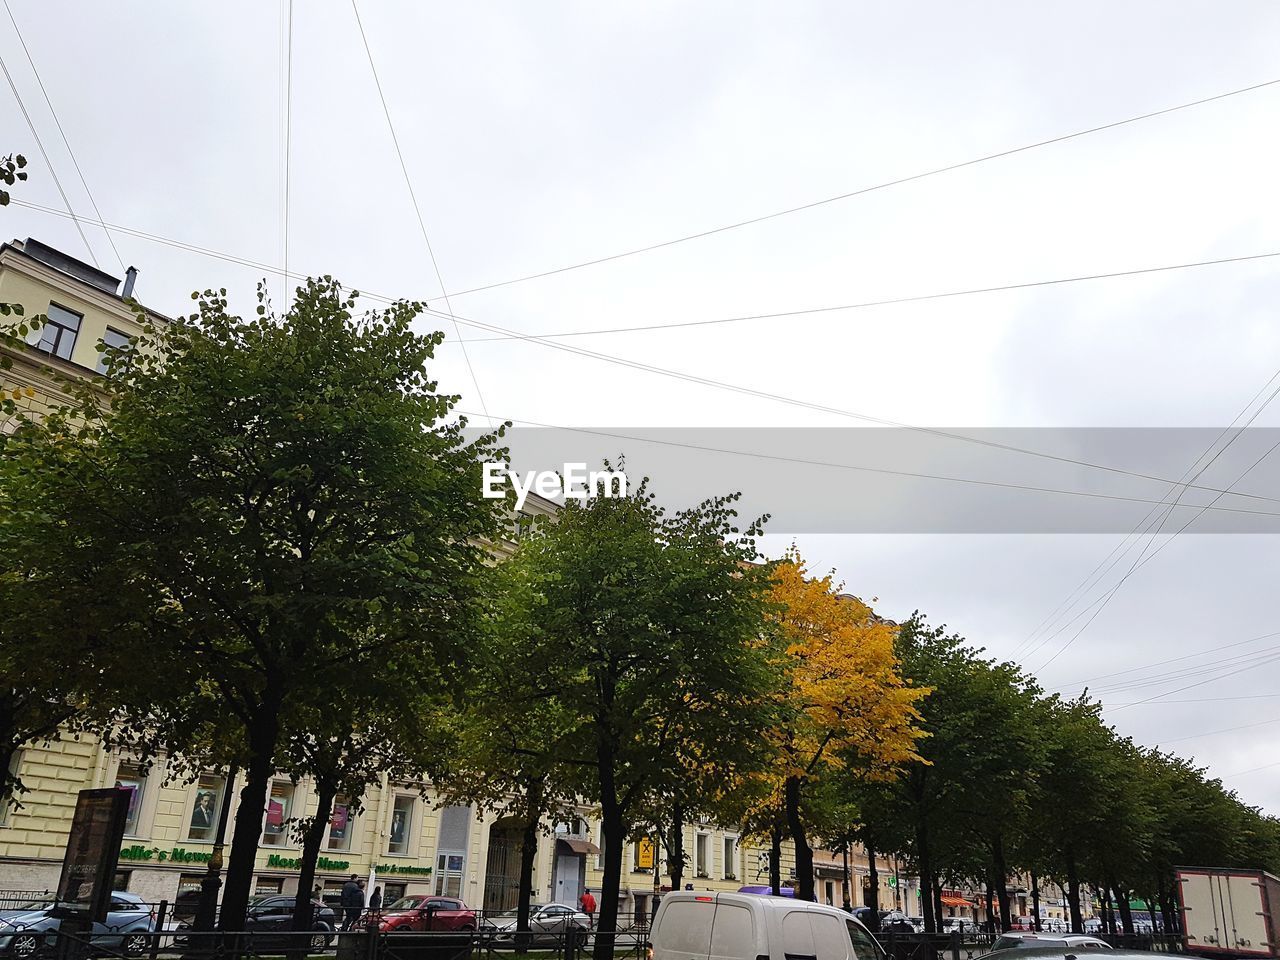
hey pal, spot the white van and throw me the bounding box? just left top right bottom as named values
left=649, top=891, right=885, bottom=960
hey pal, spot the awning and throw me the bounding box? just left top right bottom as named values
left=557, top=837, right=601, bottom=856
left=940, top=895, right=972, bottom=907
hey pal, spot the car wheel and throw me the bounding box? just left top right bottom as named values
left=122, top=933, right=147, bottom=957
left=9, top=935, right=41, bottom=959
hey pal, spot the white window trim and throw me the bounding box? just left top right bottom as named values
left=183, top=772, right=234, bottom=843
left=385, top=792, right=419, bottom=857
left=694, top=830, right=711, bottom=878
left=324, top=795, right=357, bottom=853
left=722, top=832, right=740, bottom=880
left=108, top=753, right=164, bottom=841
left=259, top=779, right=300, bottom=849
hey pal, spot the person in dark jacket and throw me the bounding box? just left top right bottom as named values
left=340, top=876, right=365, bottom=930
left=369, top=886, right=382, bottom=912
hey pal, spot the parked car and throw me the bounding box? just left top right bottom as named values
left=651, top=891, right=884, bottom=960
left=978, top=950, right=1145, bottom=960
left=0, top=891, right=155, bottom=958
left=942, top=917, right=981, bottom=935
left=485, top=903, right=591, bottom=947
left=375, top=896, right=476, bottom=932
left=907, top=916, right=925, bottom=933
left=851, top=908, right=915, bottom=934
left=242, top=895, right=338, bottom=949
left=989, top=933, right=1110, bottom=952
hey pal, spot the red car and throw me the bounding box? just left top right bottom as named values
left=375, top=896, right=477, bottom=932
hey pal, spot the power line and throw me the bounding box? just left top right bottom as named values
left=444, top=252, right=1280, bottom=343
left=449, top=408, right=1280, bottom=518
left=348, top=0, right=491, bottom=425
left=1113, top=694, right=1280, bottom=706
left=1108, top=650, right=1280, bottom=713
left=283, top=0, right=293, bottom=296
left=2, top=0, right=124, bottom=274
left=11, top=193, right=1280, bottom=510
left=0, top=48, right=98, bottom=267
left=1034, top=432, right=1280, bottom=673
left=424, top=301, right=1280, bottom=506
left=1014, top=368, right=1280, bottom=661
left=1158, top=716, right=1280, bottom=747
left=1051, top=630, right=1280, bottom=693
left=1225, top=758, right=1280, bottom=778
left=436, top=78, right=1280, bottom=300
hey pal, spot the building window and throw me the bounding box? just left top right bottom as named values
left=113, top=870, right=132, bottom=891
left=95, top=327, right=133, bottom=375
left=27, top=303, right=82, bottom=361
left=255, top=878, right=284, bottom=895
left=114, top=761, right=147, bottom=837
left=261, top=781, right=294, bottom=845
left=0, top=749, right=22, bottom=827
left=695, top=833, right=710, bottom=878
left=596, top=823, right=606, bottom=870
left=187, top=774, right=225, bottom=841
left=387, top=795, right=414, bottom=854
left=174, top=874, right=205, bottom=921
left=722, top=835, right=738, bottom=880
left=327, top=796, right=354, bottom=852
left=435, top=853, right=465, bottom=897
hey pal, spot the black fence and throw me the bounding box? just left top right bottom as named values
left=0, top=893, right=1190, bottom=960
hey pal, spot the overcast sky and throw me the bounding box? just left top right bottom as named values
left=4, top=2, right=1280, bottom=808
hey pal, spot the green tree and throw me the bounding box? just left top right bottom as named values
left=491, top=474, right=780, bottom=960
left=0, top=278, right=505, bottom=930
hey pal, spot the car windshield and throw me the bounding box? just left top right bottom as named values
left=388, top=897, right=428, bottom=910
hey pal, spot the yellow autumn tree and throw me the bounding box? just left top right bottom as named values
left=764, top=546, right=927, bottom=900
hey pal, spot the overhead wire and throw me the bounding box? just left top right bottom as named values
left=449, top=407, right=1280, bottom=518
left=444, top=251, right=1280, bottom=343
left=1, top=0, right=124, bottom=274
left=348, top=0, right=491, bottom=426
left=0, top=47, right=98, bottom=267
left=423, top=301, right=1280, bottom=505
left=11, top=194, right=1278, bottom=506
left=435, top=78, right=1280, bottom=300
left=1023, top=376, right=1280, bottom=671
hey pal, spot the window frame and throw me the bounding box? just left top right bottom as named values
left=386, top=793, right=416, bottom=856
left=95, top=326, right=134, bottom=375
left=260, top=780, right=296, bottom=847
left=185, top=773, right=227, bottom=843
left=28, top=302, right=83, bottom=361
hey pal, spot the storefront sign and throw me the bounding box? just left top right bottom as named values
left=58, top=788, right=131, bottom=922
left=266, top=854, right=352, bottom=871
left=119, top=845, right=215, bottom=864
left=637, top=838, right=655, bottom=869
left=374, top=863, right=433, bottom=876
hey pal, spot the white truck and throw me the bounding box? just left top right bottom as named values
left=1177, top=867, right=1280, bottom=957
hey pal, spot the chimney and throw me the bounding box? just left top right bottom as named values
left=122, top=266, right=138, bottom=298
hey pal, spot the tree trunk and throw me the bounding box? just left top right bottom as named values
left=785, top=776, right=814, bottom=901
left=1030, top=871, right=1041, bottom=933
left=667, top=804, right=685, bottom=891
left=933, top=874, right=943, bottom=934
left=292, top=779, right=337, bottom=931
left=1066, top=850, right=1083, bottom=933
left=1115, top=883, right=1134, bottom=935
left=1156, top=874, right=1175, bottom=935
left=594, top=802, right=625, bottom=960
left=219, top=702, right=281, bottom=932
left=917, top=820, right=935, bottom=932
left=985, top=878, right=996, bottom=934
left=865, top=843, right=881, bottom=931
left=516, top=779, right=543, bottom=952
left=770, top=827, right=782, bottom=896
left=992, top=834, right=1011, bottom=931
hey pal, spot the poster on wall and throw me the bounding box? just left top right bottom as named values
left=55, top=788, right=131, bottom=922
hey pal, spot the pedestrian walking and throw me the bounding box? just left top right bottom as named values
left=579, top=888, right=596, bottom=927
left=369, top=886, right=383, bottom=912
left=312, top=884, right=323, bottom=902
left=341, top=875, right=365, bottom=931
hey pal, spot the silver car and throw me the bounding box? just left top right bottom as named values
left=0, top=892, right=155, bottom=958
left=487, top=903, right=591, bottom=948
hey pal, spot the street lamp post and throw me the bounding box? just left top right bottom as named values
left=193, top=769, right=237, bottom=932
left=841, top=843, right=852, bottom=912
